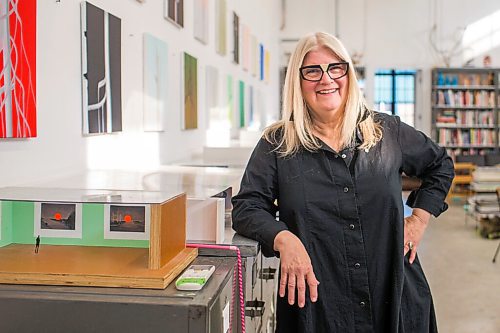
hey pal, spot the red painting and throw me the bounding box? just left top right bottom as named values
left=0, top=0, right=37, bottom=138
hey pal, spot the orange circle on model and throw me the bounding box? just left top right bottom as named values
left=54, top=213, right=62, bottom=220
left=124, top=215, right=132, bottom=223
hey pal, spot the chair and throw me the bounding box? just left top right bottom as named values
left=492, top=187, right=500, bottom=263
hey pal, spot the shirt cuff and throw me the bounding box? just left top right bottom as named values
left=258, top=220, right=289, bottom=257
left=406, top=190, right=449, bottom=217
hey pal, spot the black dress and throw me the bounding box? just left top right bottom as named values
left=232, top=113, right=454, bottom=332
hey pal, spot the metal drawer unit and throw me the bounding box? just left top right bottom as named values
left=0, top=256, right=237, bottom=333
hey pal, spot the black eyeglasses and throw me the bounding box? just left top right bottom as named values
left=299, top=62, right=349, bottom=82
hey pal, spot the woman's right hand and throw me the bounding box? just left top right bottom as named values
left=273, top=230, right=319, bottom=308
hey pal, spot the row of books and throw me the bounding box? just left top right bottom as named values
left=447, top=148, right=496, bottom=159
left=469, top=167, right=500, bottom=215
left=435, top=110, right=494, bottom=126
left=435, top=90, right=495, bottom=107
left=437, top=73, right=495, bottom=86
left=438, top=128, right=496, bottom=146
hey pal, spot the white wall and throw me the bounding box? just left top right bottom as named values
left=0, top=0, right=281, bottom=186
left=280, top=0, right=500, bottom=134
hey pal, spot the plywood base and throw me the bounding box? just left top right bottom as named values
left=0, top=244, right=197, bottom=289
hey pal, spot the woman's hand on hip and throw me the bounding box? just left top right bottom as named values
left=404, top=208, right=431, bottom=264
left=273, top=230, right=319, bottom=308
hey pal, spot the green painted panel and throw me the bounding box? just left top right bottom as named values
left=239, top=80, right=245, bottom=128
left=0, top=201, right=13, bottom=247
left=7, top=202, right=148, bottom=248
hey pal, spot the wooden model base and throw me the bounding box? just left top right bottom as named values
left=0, top=244, right=197, bottom=289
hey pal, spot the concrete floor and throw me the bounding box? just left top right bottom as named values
left=418, top=203, right=500, bottom=333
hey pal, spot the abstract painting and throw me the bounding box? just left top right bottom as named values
left=215, top=0, right=226, bottom=55
left=227, top=75, right=233, bottom=126
left=165, top=0, right=184, bottom=28
left=251, top=35, right=257, bottom=77
left=143, top=33, right=168, bottom=132
left=0, top=0, right=37, bottom=138
left=182, top=52, right=197, bottom=130
left=259, top=43, right=264, bottom=81
left=239, top=80, right=245, bottom=128
left=34, top=202, right=83, bottom=239
left=193, top=0, right=208, bottom=44
left=242, top=25, right=250, bottom=71
left=104, top=204, right=150, bottom=240
left=265, top=50, right=270, bottom=83
left=232, top=12, right=239, bottom=64
left=248, top=85, right=254, bottom=127
left=81, top=2, right=122, bottom=135
left=205, top=65, right=219, bottom=128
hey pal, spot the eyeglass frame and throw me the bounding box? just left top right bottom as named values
left=299, top=62, right=350, bottom=82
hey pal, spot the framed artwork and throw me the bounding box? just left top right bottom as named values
left=143, top=33, right=168, bottom=132
left=104, top=204, right=150, bottom=240
left=205, top=65, right=219, bottom=128
left=259, top=43, right=264, bottom=81
left=251, top=35, right=258, bottom=77
left=34, top=202, right=83, bottom=239
left=182, top=52, right=198, bottom=130
left=215, top=0, right=226, bottom=55
left=0, top=201, right=2, bottom=240
left=265, top=50, right=270, bottom=83
left=227, top=75, right=233, bottom=126
left=164, top=0, right=184, bottom=28
left=0, top=0, right=37, bottom=138
left=248, top=85, right=254, bottom=127
left=239, top=80, right=245, bottom=128
left=232, top=12, right=239, bottom=64
left=242, top=25, right=250, bottom=71
left=193, top=0, right=208, bottom=44
left=81, top=2, right=122, bottom=135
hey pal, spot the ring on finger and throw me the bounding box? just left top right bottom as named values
left=407, top=241, right=414, bottom=251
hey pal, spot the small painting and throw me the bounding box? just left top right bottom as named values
left=215, top=0, right=227, bottom=55
left=182, top=52, right=198, bottom=130
left=193, top=0, right=208, bottom=44
left=104, top=204, right=150, bottom=240
left=34, top=202, right=83, bottom=238
left=232, top=12, right=239, bottom=64
left=165, top=0, right=184, bottom=28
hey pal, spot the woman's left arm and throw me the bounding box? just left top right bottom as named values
left=397, top=117, right=455, bottom=263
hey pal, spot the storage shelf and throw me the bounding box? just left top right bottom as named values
left=433, top=85, right=496, bottom=90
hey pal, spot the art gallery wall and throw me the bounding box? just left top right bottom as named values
left=0, top=0, right=281, bottom=186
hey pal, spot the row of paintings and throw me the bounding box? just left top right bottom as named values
left=33, top=202, right=150, bottom=241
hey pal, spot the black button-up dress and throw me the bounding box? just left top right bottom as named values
left=232, top=113, right=454, bottom=332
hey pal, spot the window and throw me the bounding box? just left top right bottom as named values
left=374, top=69, right=416, bottom=127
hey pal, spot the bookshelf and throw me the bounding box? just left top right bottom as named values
left=431, top=67, right=500, bottom=160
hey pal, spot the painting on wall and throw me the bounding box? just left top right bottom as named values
left=232, top=12, right=239, bottom=64
left=0, top=0, right=37, bottom=138
left=239, top=80, right=245, bottom=128
left=248, top=85, right=254, bottom=127
left=193, top=0, right=208, bottom=44
left=227, top=75, right=234, bottom=127
left=242, top=25, right=250, bottom=71
left=34, top=203, right=83, bottom=239
left=143, top=33, right=168, bottom=132
left=259, top=43, right=264, bottom=81
left=215, top=0, right=226, bottom=55
left=251, top=35, right=257, bottom=77
left=165, top=0, right=184, bottom=28
left=81, top=2, right=122, bottom=135
left=104, top=204, right=150, bottom=240
left=182, top=52, right=198, bottom=130
left=265, top=50, right=270, bottom=83
left=205, top=65, right=219, bottom=128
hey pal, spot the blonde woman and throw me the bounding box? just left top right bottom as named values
left=232, top=32, right=454, bottom=332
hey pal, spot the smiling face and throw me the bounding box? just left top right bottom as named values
left=300, top=46, right=349, bottom=122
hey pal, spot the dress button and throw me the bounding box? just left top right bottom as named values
left=343, top=187, right=349, bottom=193
left=341, top=153, right=347, bottom=158
left=360, top=301, right=366, bottom=308
left=354, top=263, right=361, bottom=269
left=349, top=224, right=355, bottom=230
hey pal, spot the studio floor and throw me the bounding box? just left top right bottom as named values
left=418, top=203, right=500, bottom=333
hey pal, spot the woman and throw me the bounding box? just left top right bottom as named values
left=232, top=32, right=454, bottom=332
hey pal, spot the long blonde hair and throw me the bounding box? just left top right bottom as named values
left=264, top=32, right=382, bottom=156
